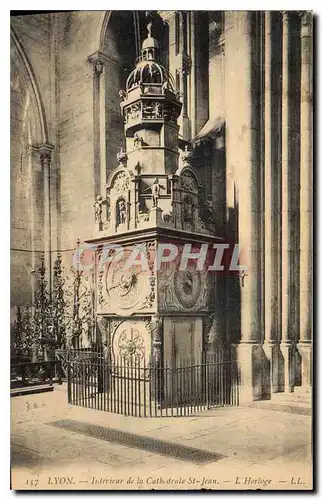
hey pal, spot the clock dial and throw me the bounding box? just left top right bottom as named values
left=174, top=267, right=201, bottom=309
left=106, top=252, right=148, bottom=311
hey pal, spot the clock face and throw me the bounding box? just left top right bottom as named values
left=106, top=252, right=148, bottom=311
left=174, top=267, right=202, bottom=309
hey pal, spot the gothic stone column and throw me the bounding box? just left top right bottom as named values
left=281, top=12, right=297, bottom=392
left=263, top=11, right=280, bottom=393
left=226, top=12, right=263, bottom=403
left=298, top=12, right=313, bottom=389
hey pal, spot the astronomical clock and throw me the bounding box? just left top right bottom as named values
left=87, top=16, right=219, bottom=367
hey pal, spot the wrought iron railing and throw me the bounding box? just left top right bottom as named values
left=64, top=347, right=239, bottom=417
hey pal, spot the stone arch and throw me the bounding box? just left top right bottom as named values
left=176, top=165, right=200, bottom=194
left=98, top=11, right=144, bottom=63
left=97, top=12, right=139, bottom=177
left=97, top=11, right=112, bottom=53
left=11, top=26, right=48, bottom=144
left=176, top=165, right=200, bottom=184
left=106, top=165, right=134, bottom=191
left=11, top=27, right=50, bottom=307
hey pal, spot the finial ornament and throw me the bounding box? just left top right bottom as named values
left=147, top=20, right=152, bottom=37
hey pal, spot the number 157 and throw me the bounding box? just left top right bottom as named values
left=26, top=479, right=39, bottom=487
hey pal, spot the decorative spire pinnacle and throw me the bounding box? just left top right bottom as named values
left=141, top=12, right=159, bottom=61
left=147, top=19, right=152, bottom=38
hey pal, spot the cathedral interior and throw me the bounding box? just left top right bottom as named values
left=10, top=11, right=312, bottom=403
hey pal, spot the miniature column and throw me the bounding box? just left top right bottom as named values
left=88, top=52, right=106, bottom=200
left=298, top=12, right=313, bottom=388
left=39, top=144, right=54, bottom=294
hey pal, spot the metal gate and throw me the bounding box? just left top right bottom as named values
left=64, top=347, right=239, bottom=417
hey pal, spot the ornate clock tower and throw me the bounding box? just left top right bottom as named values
left=87, top=17, right=223, bottom=369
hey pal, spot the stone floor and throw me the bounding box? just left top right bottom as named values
left=11, top=384, right=312, bottom=491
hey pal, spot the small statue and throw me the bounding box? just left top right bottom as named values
left=116, top=147, right=128, bottom=167
left=143, top=178, right=166, bottom=208
left=153, top=101, right=162, bottom=118
left=135, top=162, right=141, bottom=175
left=130, top=103, right=140, bottom=119
left=146, top=19, right=153, bottom=38
left=116, top=198, right=127, bottom=225
left=152, top=178, right=166, bottom=207
left=183, top=196, right=194, bottom=222
left=118, top=90, right=127, bottom=100
left=134, top=133, right=144, bottom=148
left=94, top=195, right=103, bottom=224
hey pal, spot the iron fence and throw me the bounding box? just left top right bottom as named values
left=64, top=347, right=239, bottom=417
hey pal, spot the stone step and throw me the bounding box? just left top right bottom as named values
left=246, top=389, right=312, bottom=416
left=294, top=386, right=312, bottom=396
left=270, top=393, right=311, bottom=406
left=249, top=400, right=311, bottom=416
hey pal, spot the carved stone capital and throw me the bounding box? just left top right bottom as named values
left=88, top=50, right=123, bottom=71
left=88, top=51, right=106, bottom=74
left=27, top=143, right=54, bottom=168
